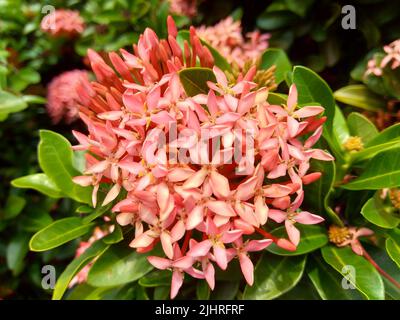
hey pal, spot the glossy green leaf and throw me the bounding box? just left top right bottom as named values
left=361, top=193, right=400, bottom=228
left=267, top=92, right=287, bottom=105
left=103, top=225, right=123, bottom=244
left=11, top=173, right=63, bottom=198
left=342, top=148, right=400, bottom=190
left=292, top=66, right=339, bottom=159
left=82, top=203, right=112, bottom=224
left=259, top=48, right=291, bottom=84
left=347, top=112, right=378, bottom=144
left=307, top=255, right=363, bottom=300
left=178, top=67, right=216, bottom=97
left=303, top=156, right=341, bottom=225
left=257, top=11, right=299, bottom=30
left=352, top=124, right=400, bottom=162
left=386, top=237, right=400, bottom=268
left=53, top=240, right=110, bottom=300
left=321, top=246, right=384, bottom=300
left=334, top=85, right=385, bottom=111
left=210, top=281, right=239, bottom=300
left=87, top=244, right=155, bottom=287
left=30, top=217, right=94, bottom=252
left=138, top=270, right=171, bottom=287
left=38, top=130, right=91, bottom=204
left=267, top=225, right=328, bottom=256
left=293, top=66, right=335, bottom=129
left=243, top=254, right=306, bottom=299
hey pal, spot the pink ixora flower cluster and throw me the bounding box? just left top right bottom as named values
left=72, top=17, right=332, bottom=298
left=46, top=70, right=90, bottom=124
left=41, top=9, right=85, bottom=37
left=365, top=39, right=400, bottom=77
left=196, top=17, right=270, bottom=68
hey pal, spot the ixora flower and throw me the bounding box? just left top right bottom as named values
left=71, top=16, right=333, bottom=298
left=196, top=17, right=270, bottom=68
left=46, top=70, right=90, bottom=124
left=169, top=0, right=197, bottom=17
left=41, top=9, right=85, bottom=37
left=328, top=225, right=374, bottom=256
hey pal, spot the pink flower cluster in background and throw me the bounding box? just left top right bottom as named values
left=71, top=17, right=332, bottom=298
left=365, top=39, right=400, bottom=77
left=41, top=9, right=85, bottom=37
left=169, top=0, right=197, bottom=17
left=46, top=70, right=90, bottom=124
left=196, top=17, right=270, bottom=68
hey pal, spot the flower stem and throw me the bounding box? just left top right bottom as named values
left=362, top=246, right=400, bottom=289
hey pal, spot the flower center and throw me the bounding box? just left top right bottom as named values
left=328, top=225, right=351, bottom=245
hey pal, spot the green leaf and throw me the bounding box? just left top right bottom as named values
left=243, top=254, right=306, bottom=299
left=196, top=280, right=210, bottom=300
left=176, top=30, right=231, bottom=71
left=0, top=90, right=28, bottom=114
left=87, top=243, right=155, bottom=287
left=6, top=232, right=30, bottom=276
left=307, top=255, right=363, bottom=300
left=293, top=66, right=335, bottom=127
left=210, top=281, right=239, bottom=300
left=321, top=246, right=384, bottom=300
left=332, top=105, right=350, bottom=146
left=347, top=112, right=378, bottom=144
left=352, top=123, right=400, bottom=162
left=292, top=66, right=337, bottom=155
left=257, top=10, right=299, bottom=30
left=361, top=193, right=400, bottom=228
left=2, top=194, right=26, bottom=220
left=342, top=148, right=400, bottom=190
left=334, top=85, right=385, bottom=111
left=53, top=240, right=110, bottom=300
left=386, top=237, right=400, bottom=268
left=303, top=156, right=342, bottom=225
left=267, top=92, right=287, bottom=105
left=267, top=225, right=328, bottom=256
left=178, top=67, right=216, bottom=97
left=38, top=130, right=91, bottom=204
left=30, top=217, right=94, bottom=252
left=138, top=270, right=171, bottom=287
left=259, top=48, right=291, bottom=84
left=10, top=67, right=40, bottom=91
left=82, top=203, right=112, bottom=224
left=365, top=242, right=400, bottom=299
left=20, top=208, right=53, bottom=232
left=103, top=225, right=123, bottom=244
left=11, top=173, right=64, bottom=198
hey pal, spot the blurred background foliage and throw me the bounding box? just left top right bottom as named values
left=1, top=0, right=400, bottom=299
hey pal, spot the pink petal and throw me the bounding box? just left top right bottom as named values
left=221, top=230, right=243, bottom=243
left=170, top=269, right=184, bottom=299
left=210, top=170, right=230, bottom=198
left=245, top=239, right=273, bottom=252
left=285, top=220, right=300, bottom=246
left=172, top=256, right=194, bottom=269
left=116, top=212, right=133, bottom=226
left=186, top=205, right=205, bottom=230
left=239, top=253, right=254, bottom=285
left=287, top=116, right=300, bottom=138
left=147, top=256, right=171, bottom=270
left=287, top=84, right=298, bottom=113
left=183, top=168, right=207, bottom=189
left=255, top=196, right=269, bottom=225
left=161, top=231, right=174, bottom=259
left=293, top=106, right=324, bottom=118
left=263, top=184, right=292, bottom=198
left=268, top=209, right=287, bottom=223
left=204, top=263, right=215, bottom=290
left=206, top=200, right=236, bottom=217
left=188, top=240, right=213, bottom=257
left=213, top=245, right=228, bottom=270
left=102, top=184, right=121, bottom=206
